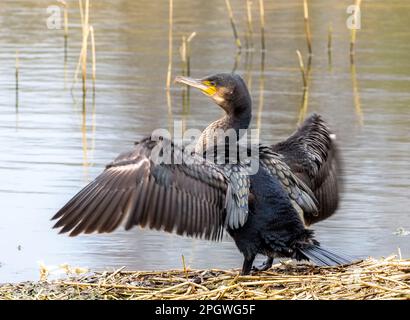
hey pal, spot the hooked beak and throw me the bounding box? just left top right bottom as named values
left=174, top=76, right=217, bottom=96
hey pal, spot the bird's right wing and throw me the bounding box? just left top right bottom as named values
left=52, top=137, right=249, bottom=240
left=271, top=114, right=341, bottom=225
left=259, top=145, right=319, bottom=220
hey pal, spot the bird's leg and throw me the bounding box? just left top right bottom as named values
left=241, top=255, right=255, bottom=275
left=252, top=257, right=273, bottom=272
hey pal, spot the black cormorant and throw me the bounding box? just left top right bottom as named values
left=52, top=73, right=352, bottom=275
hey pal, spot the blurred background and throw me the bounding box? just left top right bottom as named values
left=0, top=0, right=409, bottom=283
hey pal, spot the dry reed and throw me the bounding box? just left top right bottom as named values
left=256, top=51, right=265, bottom=132
left=166, top=0, right=173, bottom=89
left=303, top=0, right=312, bottom=55
left=15, top=50, right=19, bottom=108
left=89, top=26, right=96, bottom=85
left=72, top=0, right=90, bottom=93
left=225, top=0, right=242, bottom=50
left=296, top=50, right=307, bottom=88
left=350, top=0, right=362, bottom=63
left=15, top=50, right=19, bottom=90
left=80, top=0, right=89, bottom=93
left=351, top=61, right=364, bottom=126
left=297, top=54, right=312, bottom=124
left=245, top=0, right=254, bottom=51
left=327, top=22, right=332, bottom=67
left=1, top=257, right=409, bottom=300
left=59, top=0, right=69, bottom=39
left=180, top=32, right=196, bottom=77
left=258, top=0, right=265, bottom=51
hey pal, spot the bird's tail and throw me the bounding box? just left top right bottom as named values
left=297, top=244, right=355, bottom=266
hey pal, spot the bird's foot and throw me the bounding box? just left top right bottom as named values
left=252, top=257, right=273, bottom=272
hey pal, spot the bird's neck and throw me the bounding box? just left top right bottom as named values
left=220, top=96, right=252, bottom=131
left=195, top=96, right=252, bottom=155
left=222, top=111, right=252, bottom=132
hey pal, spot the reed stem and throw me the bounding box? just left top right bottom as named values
left=350, top=0, right=362, bottom=63
left=303, top=0, right=312, bottom=55
left=166, top=0, right=173, bottom=89
left=327, top=23, right=332, bottom=53
left=15, top=50, right=19, bottom=108
left=79, top=0, right=84, bottom=26
left=296, top=50, right=307, bottom=88
left=297, top=55, right=312, bottom=124
left=81, top=94, right=89, bottom=179
left=186, top=32, right=196, bottom=77
left=245, top=50, right=254, bottom=89
left=246, top=0, right=254, bottom=51
left=256, top=51, right=265, bottom=132
left=327, top=22, right=332, bottom=69
left=181, top=255, right=188, bottom=279
left=258, top=0, right=265, bottom=51
left=180, top=36, right=187, bottom=75
left=89, top=26, right=96, bottom=85
left=60, top=0, right=69, bottom=39
left=232, top=50, right=241, bottom=72
left=15, top=50, right=19, bottom=86
left=76, top=0, right=90, bottom=94
left=225, top=0, right=241, bottom=50
left=351, top=62, right=363, bottom=126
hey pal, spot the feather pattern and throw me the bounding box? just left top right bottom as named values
left=259, top=145, right=319, bottom=219
left=271, top=113, right=342, bottom=225
left=52, top=137, right=250, bottom=240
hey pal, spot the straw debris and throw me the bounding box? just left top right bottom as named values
left=1, top=257, right=409, bottom=300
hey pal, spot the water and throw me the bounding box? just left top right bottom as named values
left=0, top=0, right=409, bottom=283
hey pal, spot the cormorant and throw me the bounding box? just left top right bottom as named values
left=52, top=73, right=352, bottom=275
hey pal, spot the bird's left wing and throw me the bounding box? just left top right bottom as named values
left=52, top=137, right=249, bottom=240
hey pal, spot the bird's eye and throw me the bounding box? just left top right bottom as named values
left=209, top=81, right=216, bottom=87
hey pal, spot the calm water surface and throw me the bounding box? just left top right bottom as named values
left=0, top=0, right=409, bottom=282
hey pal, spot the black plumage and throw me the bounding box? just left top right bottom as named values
left=52, top=73, right=353, bottom=274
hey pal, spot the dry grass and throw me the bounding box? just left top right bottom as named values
left=1, top=257, right=409, bottom=300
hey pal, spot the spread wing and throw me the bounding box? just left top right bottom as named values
left=52, top=137, right=250, bottom=240
left=271, top=113, right=341, bottom=225
left=259, top=145, right=319, bottom=221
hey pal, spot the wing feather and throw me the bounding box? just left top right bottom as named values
left=271, top=113, right=342, bottom=225
left=52, top=137, right=249, bottom=240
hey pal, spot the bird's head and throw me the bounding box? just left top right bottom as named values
left=175, top=73, right=251, bottom=117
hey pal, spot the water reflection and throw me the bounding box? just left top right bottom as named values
left=0, top=0, right=409, bottom=283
